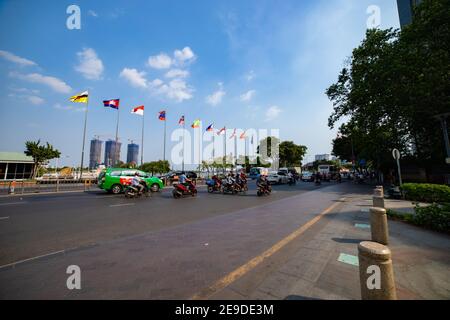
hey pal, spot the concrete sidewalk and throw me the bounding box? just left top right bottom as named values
left=213, top=187, right=450, bottom=300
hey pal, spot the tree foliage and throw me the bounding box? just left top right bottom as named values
left=139, top=160, right=170, bottom=175
left=24, top=140, right=61, bottom=179
left=327, top=0, right=450, bottom=174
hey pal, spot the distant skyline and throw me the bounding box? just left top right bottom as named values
left=0, top=0, right=400, bottom=167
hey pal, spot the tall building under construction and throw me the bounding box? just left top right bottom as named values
left=127, top=143, right=139, bottom=165
left=104, top=140, right=122, bottom=167
left=89, top=138, right=103, bottom=169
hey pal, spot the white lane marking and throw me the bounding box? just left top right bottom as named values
left=0, top=249, right=65, bottom=270
left=109, top=203, right=135, bottom=207
left=360, top=208, right=370, bottom=213
left=0, top=216, right=10, bottom=220
left=0, top=201, right=27, bottom=206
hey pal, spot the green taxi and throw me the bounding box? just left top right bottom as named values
left=98, top=168, right=164, bottom=194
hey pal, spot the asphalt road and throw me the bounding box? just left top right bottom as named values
left=0, top=180, right=355, bottom=299
left=0, top=180, right=325, bottom=266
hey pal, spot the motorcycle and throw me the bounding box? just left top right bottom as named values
left=172, top=181, right=198, bottom=198
left=257, top=183, right=272, bottom=196
left=288, top=176, right=296, bottom=186
left=206, top=178, right=222, bottom=193
left=125, top=181, right=150, bottom=198
left=222, top=180, right=238, bottom=194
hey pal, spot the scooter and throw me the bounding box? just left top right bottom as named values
left=206, top=178, right=222, bottom=193
left=172, top=181, right=198, bottom=198
left=125, top=181, right=150, bottom=198
left=288, top=177, right=296, bottom=186
left=257, top=183, right=272, bottom=196
left=222, top=181, right=238, bottom=194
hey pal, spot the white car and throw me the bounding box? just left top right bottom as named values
left=267, top=171, right=289, bottom=184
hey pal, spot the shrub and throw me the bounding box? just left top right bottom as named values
left=401, top=183, right=450, bottom=203
left=413, top=204, right=450, bottom=233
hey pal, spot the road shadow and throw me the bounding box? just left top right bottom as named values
left=332, top=237, right=367, bottom=244
left=284, top=295, right=322, bottom=300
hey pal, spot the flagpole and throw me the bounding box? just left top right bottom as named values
left=212, top=131, right=215, bottom=176
left=115, top=104, right=120, bottom=166
left=234, top=134, right=237, bottom=170
left=79, top=96, right=89, bottom=180
left=163, top=115, right=167, bottom=162
left=182, top=118, right=185, bottom=172
left=141, top=111, right=144, bottom=166
left=223, top=127, right=226, bottom=174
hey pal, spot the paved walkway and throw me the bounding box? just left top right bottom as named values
left=212, top=188, right=450, bottom=300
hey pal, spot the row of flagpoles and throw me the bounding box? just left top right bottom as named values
left=69, top=91, right=253, bottom=177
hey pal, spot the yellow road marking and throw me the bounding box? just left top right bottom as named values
left=191, top=198, right=346, bottom=300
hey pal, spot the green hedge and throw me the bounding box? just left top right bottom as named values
left=400, top=183, right=450, bottom=203
left=387, top=204, right=450, bottom=233
left=414, top=204, right=450, bottom=233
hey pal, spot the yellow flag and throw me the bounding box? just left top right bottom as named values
left=69, top=91, right=89, bottom=104
left=191, top=119, right=201, bottom=128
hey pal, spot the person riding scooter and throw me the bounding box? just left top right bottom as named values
left=257, top=174, right=271, bottom=196
left=131, top=172, right=144, bottom=194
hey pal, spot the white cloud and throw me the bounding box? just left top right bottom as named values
left=174, top=47, right=196, bottom=64
left=147, top=53, right=172, bottom=69
left=0, top=50, right=37, bottom=66
left=75, top=48, right=104, bottom=80
left=88, top=10, right=98, bottom=17
left=10, top=71, right=72, bottom=93
left=28, top=95, right=44, bottom=105
left=54, top=103, right=85, bottom=112
left=240, top=90, right=256, bottom=102
left=120, top=68, right=147, bottom=88
left=206, top=83, right=226, bottom=106
left=265, top=105, right=282, bottom=121
left=165, top=68, right=189, bottom=78
left=154, top=79, right=193, bottom=102
left=245, top=70, right=255, bottom=81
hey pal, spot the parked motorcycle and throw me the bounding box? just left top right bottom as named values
left=257, top=183, right=272, bottom=196
left=172, top=181, right=198, bottom=198
left=124, top=181, right=150, bottom=198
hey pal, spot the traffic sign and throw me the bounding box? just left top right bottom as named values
left=392, top=149, right=401, bottom=160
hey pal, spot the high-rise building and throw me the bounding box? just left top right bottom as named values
left=104, top=140, right=122, bottom=167
left=89, top=138, right=103, bottom=169
left=397, top=0, right=422, bottom=27
left=127, top=143, right=139, bottom=165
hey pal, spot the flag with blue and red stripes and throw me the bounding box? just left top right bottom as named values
left=159, top=110, right=166, bottom=121
left=103, top=99, right=120, bottom=109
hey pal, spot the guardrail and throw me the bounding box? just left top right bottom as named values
left=0, top=179, right=98, bottom=196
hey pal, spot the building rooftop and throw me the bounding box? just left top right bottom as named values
left=0, top=152, right=34, bottom=162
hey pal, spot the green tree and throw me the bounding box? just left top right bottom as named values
left=326, top=0, right=450, bottom=178
left=279, top=141, right=307, bottom=167
left=139, top=160, right=170, bottom=175
left=24, top=140, right=61, bottom=179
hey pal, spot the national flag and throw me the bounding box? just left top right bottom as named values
left=240, top=130, right=247, bottom=139
left=229, top=128, right=237, bottom=139
left=206, top=124, right=214, bottom=132
left=217, top=127, right=226, bottom=136
left=131, top=105, right=144, bottom=116
left=159, top=110, right=166, bottom=121
left=191, top=119, right=201, bottom=128
left=178, top=115, right=185, bottom=125
left=103, top=99, right=120, bottom=109
left=69, top=91, right=88, bottom=104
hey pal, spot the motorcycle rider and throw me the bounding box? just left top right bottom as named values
left=257, top=173, right=269, bottom=192
left=131, top=172, right=144, bottom=194
left=288, top=171, right=294, bottom=185
left=239, top=170, right=247, bottom=189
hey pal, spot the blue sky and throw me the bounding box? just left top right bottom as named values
left=0, top=0, right=400, bottom=168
